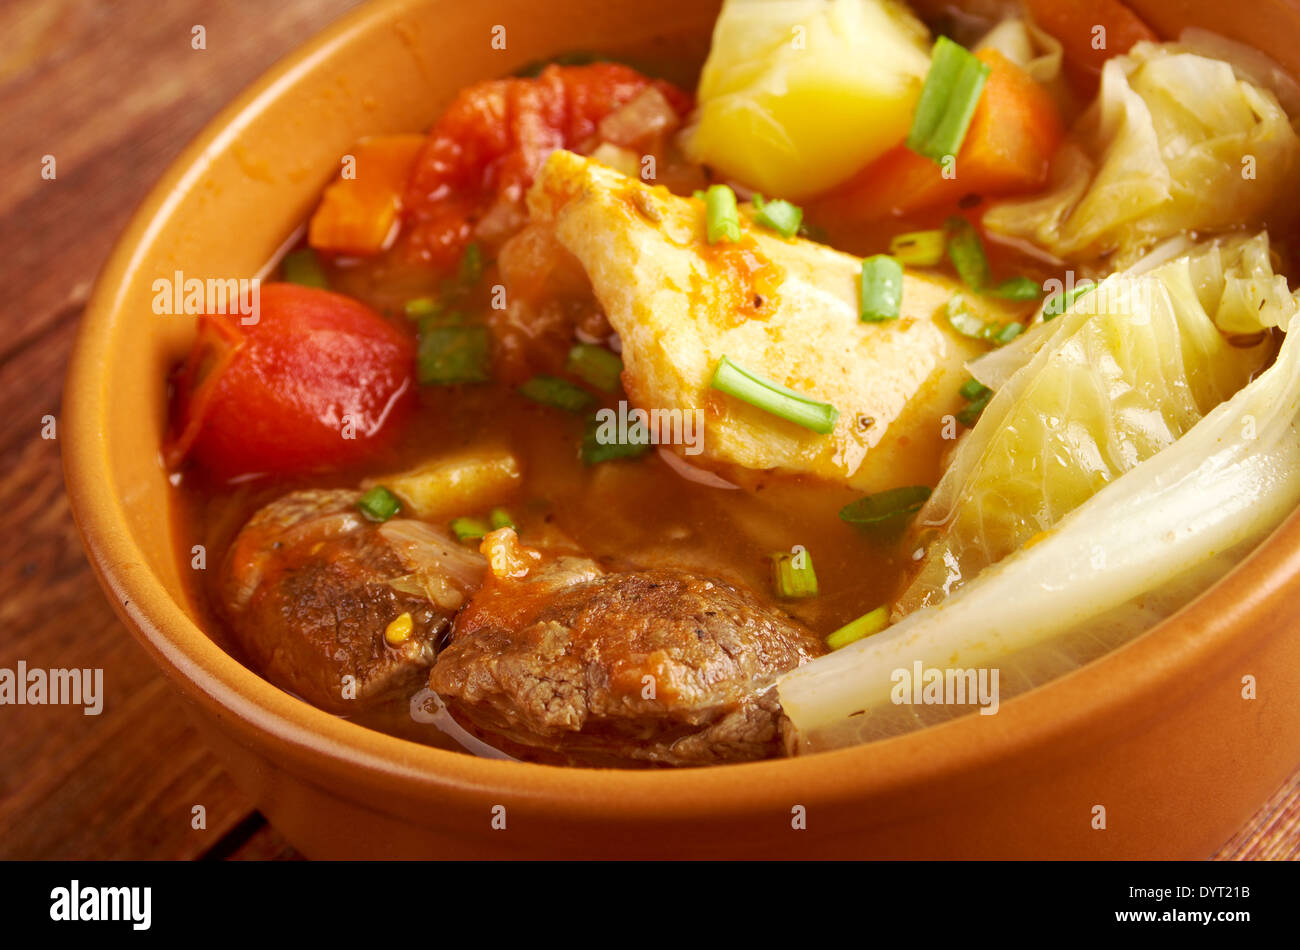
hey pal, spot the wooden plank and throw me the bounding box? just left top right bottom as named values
left=0, top=0, right=361, bottom=861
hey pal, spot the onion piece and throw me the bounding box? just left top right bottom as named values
left=597, top=86, right=680, bottom=147
left=656, top=446, right=739, bottom=489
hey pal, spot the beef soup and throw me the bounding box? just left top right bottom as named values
left=167, top=0, right=1300, bottom=765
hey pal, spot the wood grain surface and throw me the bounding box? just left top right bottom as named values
left=0, top=0, right=1296, bottom=861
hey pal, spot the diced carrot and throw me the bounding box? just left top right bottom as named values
left=1022, top=0, right=1158, bottom=85
left=308, top=134, right=427, bottom=257
left=811, top=49, right=1064, bottom=225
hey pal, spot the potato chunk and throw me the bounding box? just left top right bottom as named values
left=682, top=0, right=932, bottom=199
left=364, top=448, right=522, bottom=519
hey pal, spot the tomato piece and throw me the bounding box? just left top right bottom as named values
left=167, top=283, right=415, bottom=479
left=401, top=63, right=693, bottom=270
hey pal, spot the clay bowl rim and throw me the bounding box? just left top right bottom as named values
left=60, top=0, right=1300, bottom=825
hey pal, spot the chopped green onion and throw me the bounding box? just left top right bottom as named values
left=753, top=197, right=803, bottom=238
left=906, top=36, right=991, bottom=164
left=518, top=374, right=594, bottom=413
left=956, top=391, right=992, bottom=427
left=990, top=321, right=1024, bottom=345
left=404, top=296, right=440, bottom=319
left=859, top=255, right=904, bottom=323
left=705, top=184, right=741, bottom=244
left=357, top=486, right=402, bottom=523
left=991, top=276, right=1044, bottom=301
left=458, top=242, right=484, bottom=286
left=826, top=605, right=890, bottom=650
left=579, top=413, right=653, bottom=465
left=565, top=343, right=623, bottom=392
left=839, top=485, right=932, bottom=527
left=281, top=248, right=328, bottom=289
left=1043, top=282, right=1096, bottom=320
left=770, top=550, right=819, bottom=599
left=944, top=296, right=988, bottom=339
left=417, top=324, right=491, bottom=384
left=959, top=378, right=991, bottom=401
left=945, top=216, right=991, bottom=290
left=889, top=230, right=946, bottom=267
left=450, top=516, right=489, bottom=542
left=489, top=507, right=516, bottom=530
left=710, top=356, right=840, bottom=434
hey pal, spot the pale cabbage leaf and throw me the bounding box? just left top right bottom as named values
left=983, top=42, right=1300, bottom=267
left=894, top=234, right=1287, bottom=615
left=779, top=308, right=1300, bottom=752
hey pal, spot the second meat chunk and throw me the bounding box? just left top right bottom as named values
left=430, top=539, right=827, bottom=765
left=222, top=489, right=485, bottom=713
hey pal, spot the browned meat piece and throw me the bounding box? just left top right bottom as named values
left=222, top=489, right=485, bottom=713
left=429, top=539, right=826, bottom=765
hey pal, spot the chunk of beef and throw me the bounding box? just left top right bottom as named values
left=429, top=545, right=827, bottom=765
left=222, top=489, right=485, bottom=713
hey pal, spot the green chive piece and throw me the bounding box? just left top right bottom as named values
left=281, top=248, right=328, bottom=289
left=753, top=198, right=803, bottom=238
left=959, top=378, right=991, bottom=401
left=417, top=324, right=491, bottom=384
left=710, top=356, right=840, bottom=434
left=944, top=296, right=988, bottom=339
left=839, top=485, right=932, bottom=527
left=489, top=507, right=516, bottom=530
left=458, top=242, right=484, bottom=286
left=705, top=184, right=741, bottom=244
left=404, top=296, right=440, bottom=319
left=518, top=374, right=594, bottom=413
left=579, top=412, right=653, bottom=465
left=907, top=36, right=991, bottom=164
left=990, top=321, right=1024, bottom=345
left=889, top=230, right=947, bottom=267
left=945, top=216, right=991, bottom=290
left=357, top=486, right=402, bottom=523
left=956, top=392, right=992, bottom=427
left=770, top=550, right=819, bottom=599
left=859, top=255, right=904, bottom=323
left=565, top=343, right=623, bottom=393
left=826, top=605, right=890, bottom=650
left=450, top=516, right=490, bottom=542
left=1043, top=282, right=1096, bottom=320
left=991, top=276, right=1044, bottom=301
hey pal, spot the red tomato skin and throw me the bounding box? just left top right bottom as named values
left=174, top=284, right=415, bottom=480
left=401, top=63, right=693, bottom=270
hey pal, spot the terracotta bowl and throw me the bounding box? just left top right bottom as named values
left=63, top=0, right=1300, bottom=858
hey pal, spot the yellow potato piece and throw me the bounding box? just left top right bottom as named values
left=367, top=448, right=522, bottom=519
left=683, top=0, right=931, bottom=199
left=527, top=150, right=1006, bottom=491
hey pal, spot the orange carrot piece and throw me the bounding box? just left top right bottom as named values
left=812, top=49, right=1064, bottom=224
left=308, top=134, right=427, bottom=257
left=1022, top=0, right=1158, bottom=80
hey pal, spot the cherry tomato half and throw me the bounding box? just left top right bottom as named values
left=167, top=283, right=415, bottom=480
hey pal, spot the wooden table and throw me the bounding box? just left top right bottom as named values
left=1, top=0, right=1296, bottom=861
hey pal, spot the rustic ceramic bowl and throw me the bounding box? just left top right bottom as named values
left=63, top=0, right=1300, bottom=858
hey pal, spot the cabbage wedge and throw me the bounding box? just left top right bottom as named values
left=779, top=311, right=1300, bottom=753
left=983, top=43, right=1300, bottom=266
left=895, top=234, right=1289, bottom=615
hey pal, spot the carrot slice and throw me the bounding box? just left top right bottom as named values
left=812, top=49, right=1064, bottom=224
left=1022, top=0, right=1158, bottom=83
left=308, top=134, right=427, bottom=257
